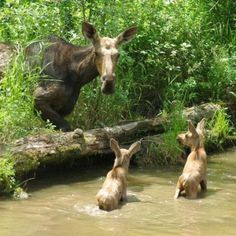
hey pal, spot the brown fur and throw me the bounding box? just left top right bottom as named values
left=174, top=118, right=207, bottom=199
left=27, top=22, right=137, bottom=131
left=0, top=24, right=137, bottom=131
left=96, top=138, right=141, bottom=211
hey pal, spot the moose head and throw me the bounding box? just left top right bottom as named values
left=82, top=22, right=137, bottom=94
left=110, top=138, right=141, bottom=172
left=176, top=118, right=205, bottom=150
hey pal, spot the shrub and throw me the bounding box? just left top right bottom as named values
left=0, top=158, right=16, bottom=194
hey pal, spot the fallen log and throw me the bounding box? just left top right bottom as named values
left=0, top=103, right=221, bottom=177
left=10, top=117, right=166, bottom=176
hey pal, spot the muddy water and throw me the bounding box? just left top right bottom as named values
left=1, top=149, right=236, bottom=236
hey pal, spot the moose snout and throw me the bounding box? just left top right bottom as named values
left=101, top=74, right=116, bottom=82
left=176, top=136, right=182, bottom=144
left=101, top=74, right=116, bottom=94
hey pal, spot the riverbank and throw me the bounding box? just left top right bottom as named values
left=0, top=103, right=235, bottom=197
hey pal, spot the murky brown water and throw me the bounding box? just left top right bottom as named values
left=1, top=148, right=236, bottom=236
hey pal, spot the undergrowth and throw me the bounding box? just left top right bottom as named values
left=0, top=157, right=16, bottom=195
left=0, top=46, right=55, bottom=144
left=137, top=101, right=186, bottom=166
left=206, top=108, right=235, bottom=151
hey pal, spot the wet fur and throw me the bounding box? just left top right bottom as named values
left=96, top=166, right=127, bottom=211
left=96, top=138, right=141, bottom=211
left=174, top=119, right=207, bottom=199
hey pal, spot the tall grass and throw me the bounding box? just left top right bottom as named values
left=0, top=47, right=48, bottom=143
left=207, top=108, right=235, bottom=150
left=0, top=157, right=16, bottom=194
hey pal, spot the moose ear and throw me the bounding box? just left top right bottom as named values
left=188, top=121, right=198, bottom=136
left=197, top=118, right=205, bottom=131
left=110, top=138, right=122, bottom=158
left=128, top=141, right=141, bottom=157
left=82, top=22, right=99, bottom=44
left=116, top=26, right=137, bottom=46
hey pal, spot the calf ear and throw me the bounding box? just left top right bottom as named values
left=128, top=141, right=141, bottom=157
left=188, top=121, right=198, bottom=136
left=110, top=138, right=122, bottom=158
left=82, top=22, right=99, bottom=44
left=197, top=118, right=205, bottom=131
left=116, top=26, right=137, bottom=46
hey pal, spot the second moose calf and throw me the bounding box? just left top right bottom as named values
left=96, top=138, right=141, bottom=211
left=174, top=118, right=207, bottom=199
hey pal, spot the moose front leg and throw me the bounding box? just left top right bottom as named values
left=121, top=185, right=127, bottom=202
left=174, top=176, right=184, bottom=199
left=59, top=90, right=80, bottom=117
left=35, top=100, right=71, bottom=131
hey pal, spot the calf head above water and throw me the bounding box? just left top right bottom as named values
left=110, top=138, right=141, bottom=171
left=176, top=119, right=205, bottom=150
left=82, top=22, right=137, bottom=94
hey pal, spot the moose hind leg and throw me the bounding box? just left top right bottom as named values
left=35, top=100, right=71, bottom=131
left=200, top=179, right=207, bottom=191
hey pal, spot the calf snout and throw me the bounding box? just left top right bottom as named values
left=176, top=135, right=183, bottom=144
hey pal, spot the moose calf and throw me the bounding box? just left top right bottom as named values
left=96, top=138, right=141, bottom=211
left=174, top=118, right=207, bottom=199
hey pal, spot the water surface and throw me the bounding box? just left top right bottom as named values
left=1, top=149, right=236, bottom=236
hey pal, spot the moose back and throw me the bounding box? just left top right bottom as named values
left=1, top=22, right=137, bottom=131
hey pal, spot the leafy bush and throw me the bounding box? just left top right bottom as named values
left=207, top=108, right=235, bottom=150
left=0, top=47, right=49, bottom=143
left=0, top=158, right=16, bottom=194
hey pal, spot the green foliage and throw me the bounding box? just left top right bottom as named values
left=139, top=101, right=186, bottom=166
left=0, top=157, right=16, bottom=194
left=208, top=47, right=236, bottom=100
left=207, top=108, right=235, bottom=150
left=0, top=47, right=52, bottom=143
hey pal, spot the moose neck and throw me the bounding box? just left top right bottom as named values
left=191, top=140, right=204, bottom=152
left=73, top=46, right=99, bottom=86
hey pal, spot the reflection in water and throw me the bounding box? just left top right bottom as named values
left=0, top=148, right=236, bottom=236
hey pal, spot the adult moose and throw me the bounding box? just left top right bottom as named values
left=27, top=22, right=137, bottom=131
